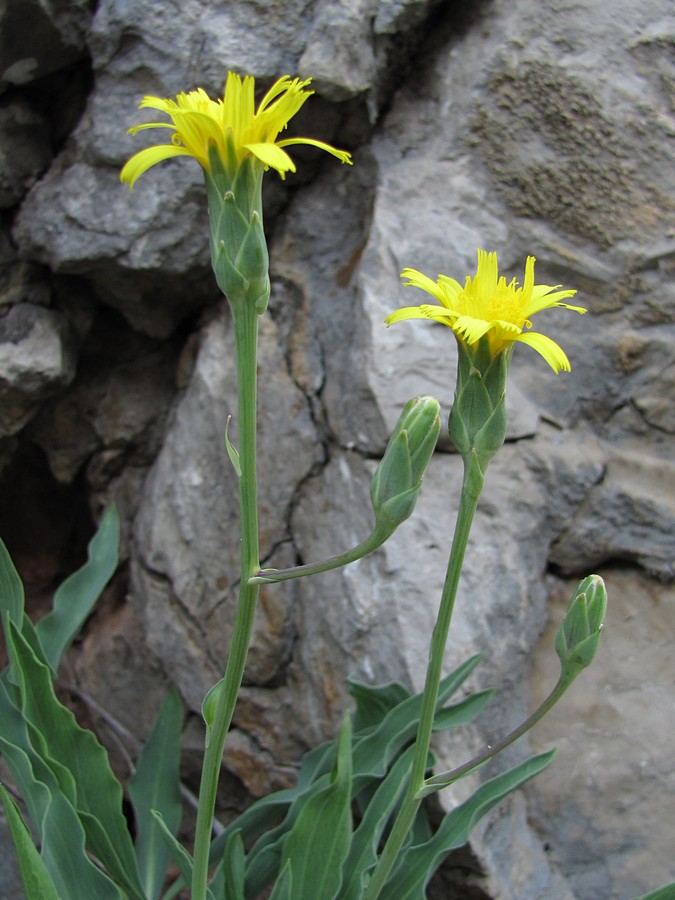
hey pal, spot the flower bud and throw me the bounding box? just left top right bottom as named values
left=555, top=574, right=607, bottom=680
left=370, top=396, right=440, bottom=531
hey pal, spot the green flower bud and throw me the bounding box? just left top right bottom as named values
left=556, top=574, right=607, bottom=680
left=370, top=396, right=440, bottom=531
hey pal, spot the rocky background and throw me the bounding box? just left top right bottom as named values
left=1, top=0, right=674, bottom=897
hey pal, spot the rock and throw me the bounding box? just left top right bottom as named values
left=132, top=307, right=321, bottom=711
left=550, top=444, right=675, bottom=580
left=0, top=97, right=52, bottom=207
left=0, top=303, right=76, bottom=436
left=0, top=0, right=93, bottom=91
left=1, top=0, right=673, bottom=895
left=527, top=570, right=675, bottom=899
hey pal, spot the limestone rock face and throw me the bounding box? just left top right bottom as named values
left=1, top=0, right=673, bottom=896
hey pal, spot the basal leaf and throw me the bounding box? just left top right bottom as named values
left=36, top=505, right=120, bottom=672
left=0, top=783, right=60, bottom=900
left=129, top=686, right=183, bottom=900
left=7, top=620, right=144, bottom=897
left=279, top=714, right=353, bottom=900
left=339, top=746, right=415, bottom=900
left=378, top=750, right=557, bottom=900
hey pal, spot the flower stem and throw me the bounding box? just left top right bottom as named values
left=419, top=673, right=573, bottom=795
left=363, top=461, right=481, bottom=900
left=249, top=524, right=394, bottom=584
left=191, top=301, right=260, bottom=900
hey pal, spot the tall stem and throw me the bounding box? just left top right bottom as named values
left=191, top=302, right=260, bottom=900
left=363, top=463, right=480, bottom=900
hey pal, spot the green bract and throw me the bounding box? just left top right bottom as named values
left=556, top=574, right=607, bottom=679
left=370, top=396, right=441, bottom=531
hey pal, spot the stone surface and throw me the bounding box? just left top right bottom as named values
left=527, top=570, right=675, bottom=899
left=0, top=0, right=93, bottom=91
left=0, top=97, right=52, bottom=208
left=0, top=303, right=76, bottom=436
left=0, top=0, right=673, bottom=895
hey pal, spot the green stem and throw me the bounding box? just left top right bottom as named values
left=249, top=524, right=394, bottom=584
left=419, top=672, right=574, bottom=795
left=363, top=461, right=481, bottom=900
left=191, top=302, right=261, bottom=900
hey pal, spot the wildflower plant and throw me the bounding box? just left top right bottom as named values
left=5, top=68, right=658, bottom=900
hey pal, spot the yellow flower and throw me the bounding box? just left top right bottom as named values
left=385, top=249, right=586, bottom=373
left=121, top=72, right=352, bottom=189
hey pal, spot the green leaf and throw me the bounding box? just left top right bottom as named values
left=209, top=739, right=335, bottom=864
left=202, top=677, right=226, bottom=735
left=0, top=536, right=24, bottom=627
left=0, top=783, right=60, bottom=900
left=634, top=886, right=675, bottom=900
left=268, top=860, right=293, bottom=900
left=224, top=416, right=242, bottom=477
left=151, top=809, right=216, bottom=900
left=378, top=751, right=557, bottom=900
left=36, top=505, right=120, bottom=672
left=432, top=689, right=495, bottom=732
left=347, top=677, right=410, bottom=734
left=239, top=657, right=482, bottom=897
left=0, top=737, right=123, bottom=900
left=128, top=686, right=183, bottom=900
left=351, top=655, right=482, bottom=787
left=339, top=746, right=415, bottom=900
left=279, top=713, right=353, bottom=900
left=6, top=620, right=144, bottom=897
left=220, top=830, right=246, bottom=900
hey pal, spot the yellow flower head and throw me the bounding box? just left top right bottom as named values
left=121, top=72, right=352, bottom=189
left=385, top=249, right=586, bottom=373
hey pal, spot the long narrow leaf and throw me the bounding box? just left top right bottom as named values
left=339, top=745, right=415, bottom=900
left=42, top=791, right=125, bottom=900
left=7, top=620, right=144, bottom=897
left=0, top=536, right=24, bottom=627
left=219, top=830, right=246, bottom=900
left=278, top=714, right=353, bottom=900
left=0, top=784, right=60, bottom=900
left=378, top=750, right=557, bottom=900
left=347, top=677, right=410, bottom=734
left=268, top=860, right=293, bottom=900
left=36, top=505, right=120, bottom=672
left=635, top=886, right=675, bottom=900
left=432, top=689, right=495, bottom=732
left=351, top=655, right=483, bottom=786
left=129, top=686, right=183, bottom=900
left=241, top=656, right=484, bottom=895
left=151, top=810, right=216, bottom=900
left=0, top=537, right=46, bottom=680
left=0, top=737, right=123, bottom=900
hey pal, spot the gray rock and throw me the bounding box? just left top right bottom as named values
left=0, top=97, right=52, bottom=208
left=527, top=570, right=675, bottom=899
left=133, top=307, right=321, bottom=711
left=0, top=303, right=75, bottom=436
left=0, top=0, right=93, bottom=91
left=1, top=0, right=673, bottom=895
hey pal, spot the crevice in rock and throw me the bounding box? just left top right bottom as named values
left=0, top=439, right=94, bottom=613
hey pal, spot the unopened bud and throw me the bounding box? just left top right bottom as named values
left=370, top=396, right=440, bottom=530
left=555, top=574, right=607, bottom=679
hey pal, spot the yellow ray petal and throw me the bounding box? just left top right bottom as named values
left=278, top=137, right=352, bottom=165
left=400, top=268, right=448, bottom=307
left=515, top=331, right=571, bottom=373
left=120, top=145, right=193, bottom=189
